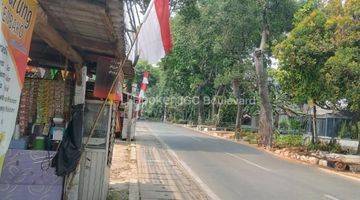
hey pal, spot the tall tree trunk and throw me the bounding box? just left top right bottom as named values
left=232, top=79, right=242, bottom=140
left=211, top=100, right=216, bottom=121
left=212, top=85, right=224, bottom=127
left=163, top=104, right=167, bottom=122
left=254, top=28, right=273, bottom=147
left=197, top=82, right=207, bottom=125
left=212, top=88, right=220, bottom=122
left=274, top=111, right=280, bottom=130
left=235, top=104, right=243, bottom=140
left=311, top=104, right=318, bottom=144
left=197, top=94, right=204, bottom=125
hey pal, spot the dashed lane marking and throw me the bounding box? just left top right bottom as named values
left=225, top=153, right=272, bottom=172
left=324, top=194, right=340, bottom=200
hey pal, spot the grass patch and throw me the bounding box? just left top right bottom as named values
left=273, top=133, right=303, bottom=148
left=107, top=189, right=129, bottom=200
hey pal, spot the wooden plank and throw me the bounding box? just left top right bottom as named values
left=78, top=155, right=86, bottom=200
left=93, top=152, right=101, bottom=200
left=34, top=6, right=83, bottom=64
left=44, top=5, right=104, bottom=21
left=67, top=35, right=115, bottom=55
left=40, top=0, right=105, bottom=13
left=81, top=152, right=90, bottom=200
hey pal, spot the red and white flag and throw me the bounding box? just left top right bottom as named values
left=136, top=71, right=150, bottom=118
left=135, top=0, right=172, bottom=64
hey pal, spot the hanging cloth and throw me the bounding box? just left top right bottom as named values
left=51, top=104, right=84, bottom=176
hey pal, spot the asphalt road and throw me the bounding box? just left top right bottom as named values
left=137, top=121, right=360, bottom=200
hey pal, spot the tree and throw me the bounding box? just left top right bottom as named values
left=206, top=0, right=259, bottom=137
left=253, top=0, right=299, bottom=147
left=141, top=0, right=298, bottom=136
left=275, top=0, right=360, bottom=149
left=322, top=0, right=360, bottom=154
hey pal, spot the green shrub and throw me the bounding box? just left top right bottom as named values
left=350, top=122, right=360, bottom=140
left=289, top=118, right=302, bottom=133
left=338, top=121, right=350, bottom=139
left=219, top=104, right=237, bottom=126
left=177, top=119, right=188, bottom=124
left=243, top=132, right=260, bottom=144
left=274, top=133, right=303, bottom=148
left=279, top=119, right=289, bottom=130
left=306, top=140, right=344, bottom=153
left=240, top=130, right=252, bottom=138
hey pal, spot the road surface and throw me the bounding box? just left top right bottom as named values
left=136, top=121, right=360, bottom=200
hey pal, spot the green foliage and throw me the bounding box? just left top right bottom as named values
left=242, top=131, right=261, bottom=144
left=273, top=132, right=303, bottom=148
left=338, top=121, right=350, bottom=139
left=278, top=118, right=304, bottom=134
left=142, top=0, right=300, bottom=125
left=279, top=119, right=289, bottom=130
left=275, top=0, right=360, bottom=116
left=306, top=140, right=343, bottom=153
left=274, top=8, right=333, bottom=104
left=219, top=103, right=237, bottom=126
left=350, top=122, right=360, bottom=140
left=293, top=0, right=319, bottom=25
left=289, top=118, right=302, bottom=132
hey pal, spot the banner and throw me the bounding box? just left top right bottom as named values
left=0, top=0, right=38, bottom=174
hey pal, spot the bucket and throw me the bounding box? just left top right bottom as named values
left=34, top=136, right=45, bottom=150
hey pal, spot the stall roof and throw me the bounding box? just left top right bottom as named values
left=29, top=0, right=134, bottom=78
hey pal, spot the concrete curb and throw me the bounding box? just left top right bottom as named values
left=128, top=142, right=140, bottom=200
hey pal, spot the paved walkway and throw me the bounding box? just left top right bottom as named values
left=136, top=125, right=210, bottom=200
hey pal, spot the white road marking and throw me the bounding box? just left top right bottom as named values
left=318, top=168, right=360, bottom=183
left=324, top=194, right=340, bottom=200
left=225, top=153, right=272, bottom=172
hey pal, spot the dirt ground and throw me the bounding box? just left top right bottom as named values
left=108, top=140, right=133, bottom=200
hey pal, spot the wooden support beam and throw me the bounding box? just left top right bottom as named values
left=67, top=35, right=116, bottom=55
left=34, top=6, right=83, bottom=64
left=27, top=58, right=66, bottom=69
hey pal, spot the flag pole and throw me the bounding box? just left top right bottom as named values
left=64, top=1, right=156, bottom=196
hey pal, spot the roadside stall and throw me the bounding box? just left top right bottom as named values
left=14, top=67, right=74, bottom=150
left=0, top=66, right=75, bottom=200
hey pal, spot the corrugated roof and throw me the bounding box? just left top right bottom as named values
left=31, top=0, right=134, bottom=78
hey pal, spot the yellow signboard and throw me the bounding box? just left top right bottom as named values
left=0, top=0, right=38, bottom=175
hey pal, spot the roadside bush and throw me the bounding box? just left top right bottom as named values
left=273, top=132, right=303, bottom=148
left=278, top=118, right=304, bottom=134
left=279, top=119, right=289, bottom=130
left=240, top=130, right=252, bottom=138
left=289, top=118, right=302, bottom=133
left=350, top=121, right=360, bottom=140
left=243, top=132, right=260, bottom=144
left=177, top=119, right=188, bottom=124
left=219, top=104, right=237, bottom=126
left=338, top=121, right=350, bottom=139
left=306, top=140, right=344, bottom=154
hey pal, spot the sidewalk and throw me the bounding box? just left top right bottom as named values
left=136, top=126, right=210, bottom=200
left=108, top=127, right=210, bottom=200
